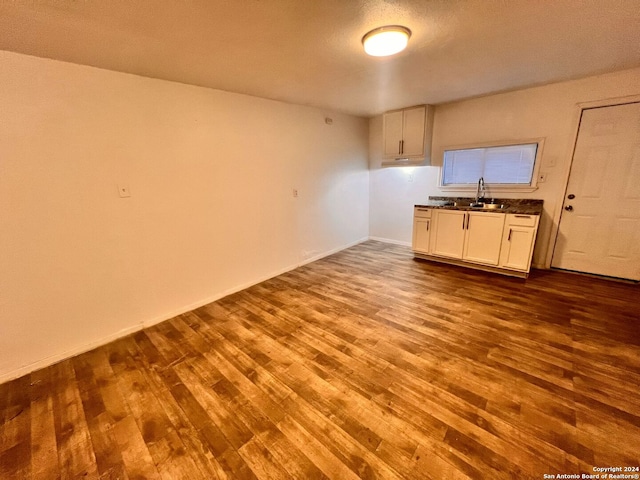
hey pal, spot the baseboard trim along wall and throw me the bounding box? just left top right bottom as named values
left=368, top=236, right=412, bottom=247
left=0, top=237, right=369, bottom=385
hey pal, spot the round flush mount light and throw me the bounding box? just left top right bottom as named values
left=362, top=25, right=411, bottom=57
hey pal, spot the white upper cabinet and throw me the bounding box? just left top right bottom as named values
left=383, top=110, right=404, bottom=157
left=401, top=106, right=428, bottom=156
left=382, top=105, right=433, bottom=166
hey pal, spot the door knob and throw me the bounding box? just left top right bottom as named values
left=564, top=205, right=573, bottom=211
left=567, top=194, right=575, bottom=199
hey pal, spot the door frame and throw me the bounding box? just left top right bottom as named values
left=546, top=94, right=640, bottom=269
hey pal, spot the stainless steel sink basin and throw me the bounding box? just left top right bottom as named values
left=482, top=203, right=506, bottom=210
left=451, top=200, right=507, bottom=210
left=453, top=201, right=507, bottom=210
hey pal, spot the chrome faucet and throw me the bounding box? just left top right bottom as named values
left=475, top=177, right=486, bottom=204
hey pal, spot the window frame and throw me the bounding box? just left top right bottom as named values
left=438, top=138, right=545, bottom=193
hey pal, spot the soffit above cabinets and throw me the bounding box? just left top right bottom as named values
left=0, top=0, right=639, bottom=117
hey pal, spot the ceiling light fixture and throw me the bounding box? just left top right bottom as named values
left=362, top=25, right=411, bottom=57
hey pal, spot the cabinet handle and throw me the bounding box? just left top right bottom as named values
left=462, top=213, right=466, bottom=230
left=401, top=139, right=404, bottom=154
left=426, top=220, right=430, bottom=231
left=398, top=140, right=402, bottom=154
left=466, top=214, right=470, bottom=230
left=417, top=208, right=430, bottom=211
left=515, top=215, right=531, bottom=218
left=508, top=228, right=512, bottom=241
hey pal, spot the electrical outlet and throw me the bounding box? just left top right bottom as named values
left=408, top=173, right=414, bottom=183
left=538, top=173, right=547, bottom=183
left=292, top=188, right=298, bottom=198
left=118, top=184, right=131, bottom=197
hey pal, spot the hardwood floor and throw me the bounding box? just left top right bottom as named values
left=1, top=240, right=639, bottom=479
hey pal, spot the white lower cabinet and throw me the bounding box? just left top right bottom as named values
left=431, top=210, right=505, bottom=266
left=413, top=208, right=540, bottom=277
left=498, top=215, right=539, bottom=272
left=463, top=212, right=505, bottom=265
left=431, top=210, right=466, bottom=258
left=412, top=207, right=432, bottom=254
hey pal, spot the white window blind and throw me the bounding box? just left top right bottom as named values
left=442, top=143, right=538, bottom=185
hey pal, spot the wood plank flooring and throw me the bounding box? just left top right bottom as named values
left=1, top=240, right=639, bottom=479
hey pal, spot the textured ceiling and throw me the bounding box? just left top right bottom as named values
left=0, top=0, right=639, bottom=117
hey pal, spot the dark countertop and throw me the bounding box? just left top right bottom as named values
left=415, top=197, right=543, bottom=215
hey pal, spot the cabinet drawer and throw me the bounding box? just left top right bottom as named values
left=414, top=207, right=432, bottom=218
left=507, top=214, right=537, bottom=227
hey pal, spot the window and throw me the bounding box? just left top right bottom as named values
left=441, top=142, right=541, bottom=188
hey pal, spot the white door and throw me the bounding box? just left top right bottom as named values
left=383, top=111, right=403, bottom=157
left=500, top=227, right=536, bottom=271
left=552, top=102, right=640, bottom=280
left=412, top=217, right=431, bottom=254
left=463, top=212, right=505, bottom=266
left=431, top=210, right=466, bottom=259
left=402, top=106, right=426, bottom=156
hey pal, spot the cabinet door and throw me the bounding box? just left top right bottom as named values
left=500, top=226, right=536, bottom=271
left=402, top=106, right=426, bottom=156
left=383, top=111, right=403, bottom=157
left=463, top=212, right=505, bottom=265
left=412, top=217, right=431, bottom=254
left=431, top=210, right=466, bottom=259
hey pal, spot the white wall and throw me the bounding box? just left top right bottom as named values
left=369, top=67, right=640, bottom=266
left=0, top=51, right=370, bottom=382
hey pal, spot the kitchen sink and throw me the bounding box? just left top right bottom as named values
left=481, top=203, right=506, bottom=210
left=452, top=201, right=507, bottom=210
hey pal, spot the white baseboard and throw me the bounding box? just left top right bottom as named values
left=297, top=236, right=369, bottom=266
left=0, top=237, right=368, bottom=385
left=368, top=236, right=411, bottom=247
left=0, top=324, right=146, bottom=384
